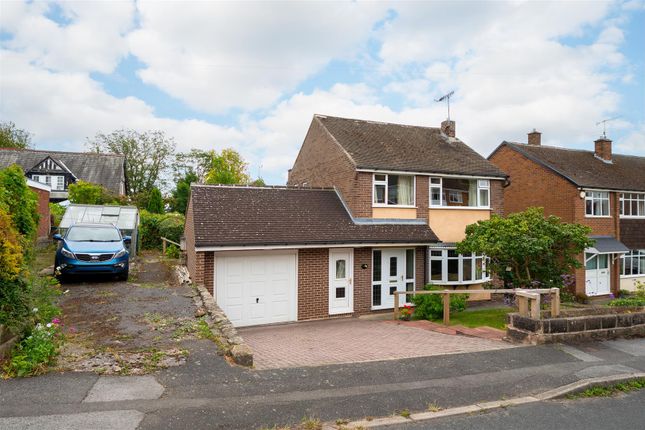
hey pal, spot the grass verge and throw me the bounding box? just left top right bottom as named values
left=566, top=378, right=645, bottom=399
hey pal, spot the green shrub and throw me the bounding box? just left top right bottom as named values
left=68, top=180, right=122, bottom=205
left=411, top=285, right=468, bottom=320
left=4, top=319, right=63, bottom=377
left=0, top=165, right=39, bottom=239
left=608, top=297, right=645, bottom=307
left=165, top=244, right=181, bottom=259
left=139, top=210, right=185, bottom=250
left=49, top=203, right=66, bottom=228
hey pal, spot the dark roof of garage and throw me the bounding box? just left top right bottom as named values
left=189, top=185, right=439, bottom=248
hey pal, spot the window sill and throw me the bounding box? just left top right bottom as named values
left=620, top=274, right=645, bottom=279
left=429, top=279, right=491, bottom=285
left=429, top=206, right=491, bottom=211
left=619, top=216, right=645, bottom=219
left=372, top=204, right=417, bottom=209
left=585, top=215, right=612, bottom=218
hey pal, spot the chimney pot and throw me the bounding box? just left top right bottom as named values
left=595, top=137, right=612, bottom=162
left=528, top=130, right=541, bottom=146
left=441, top=120, right=456, bottom=138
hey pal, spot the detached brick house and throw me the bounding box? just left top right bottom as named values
left=184, top=115, right=507, bottom=327
left=0, top=148, right=126, bottom=202
left=489, top=132, right=645, bottom=297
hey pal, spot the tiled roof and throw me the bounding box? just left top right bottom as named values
left=315, top=115, right=507, bottom=178
left=0, top=148, right=125, bottom=194
left=494, top=142, right=645, bottom=192
left=190, top=185, right=439, bottom=248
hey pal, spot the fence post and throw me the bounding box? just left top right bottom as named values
left=442, top=291, right=450, bottom=325
left=551, top=288, right=560, bottom=317
left=394, top=292, right=400, bottom=320
left=530, top=294, right=541, bottom=319
left=162, top=238, right=166, bottom=255
left=518, top=296, right=528, bottom=317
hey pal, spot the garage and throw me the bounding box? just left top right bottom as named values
left=215, top=251, right=297, bottom=327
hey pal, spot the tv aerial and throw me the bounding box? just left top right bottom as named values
left=596, top=117, right=619, bottom=138
left=435, top=91, right=455, bottom=121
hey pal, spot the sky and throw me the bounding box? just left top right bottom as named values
left=1, top=0, right=644, bottom=185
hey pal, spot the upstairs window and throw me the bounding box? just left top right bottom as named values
left=585, top=191, right=610, bottom=217
left=32, top=175, right=65, bottom=191
left=620, top=193, right=645, bottom=218
left=429, top=177, right=490, bottom=208
left=373, top=174, right=414, bottom=206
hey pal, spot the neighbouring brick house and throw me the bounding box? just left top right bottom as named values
left=0, top=148, right=126, bottom=202
left=184, top=115, right=507, bottom=327
left=489, top=131, right=645, bottom=298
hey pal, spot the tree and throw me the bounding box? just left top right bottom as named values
left=204, top=148, right=251, bottom=185
left=457, top=207, right=593, bottom=289
left=87, top=129, right=175, bottom=195
left=170, top=171, right=198, bottom=214
left=146, top=187, right=164, bottom=214
left=0, top=165, right=39, bottom=238
left=0, top=122, right=32, bottom=149
left=68, top=180, right=120, bottom=205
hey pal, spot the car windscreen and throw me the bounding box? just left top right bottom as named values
left=66, top=226, right=122, bottom=242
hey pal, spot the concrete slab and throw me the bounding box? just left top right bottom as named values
left=0, top=410, right=144, bottom=430
left=558, top=345, right=604, bottom=362
left=83, top=376, right=164, bottom=403
left=603, top=338, right=645, bottom=356
left=574, top=364, right=639, bottom=379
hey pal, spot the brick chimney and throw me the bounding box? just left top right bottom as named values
left=527, top=129, right=541, bottom=146
left=441, top=120, right=455, bottom=138
left=594, top=137, right=612, bottom=162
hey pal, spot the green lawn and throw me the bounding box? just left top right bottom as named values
left=432, top=307, right=511, bottom=330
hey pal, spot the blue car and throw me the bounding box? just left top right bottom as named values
left=54, top=223, right=131, bottom=282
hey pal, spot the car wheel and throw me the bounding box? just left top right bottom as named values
left=117, top=271, right=129, bottom=282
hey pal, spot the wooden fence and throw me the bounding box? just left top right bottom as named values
left=393, top=288, right=560, bottom=325
left=161, top=237, right=181, bottom=254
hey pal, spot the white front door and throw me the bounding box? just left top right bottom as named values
left=215, top=251, right=297, bottom=327
left=329, top=249, right=353, bottom=315
left=372, top=248, right=415, bottom=310
left=585, top=253, right=611, bottom=296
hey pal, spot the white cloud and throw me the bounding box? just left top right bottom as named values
left=128, top=1, right=388, bottom=113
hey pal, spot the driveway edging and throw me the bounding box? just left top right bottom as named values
left=175, top=265, right=253, bottom=367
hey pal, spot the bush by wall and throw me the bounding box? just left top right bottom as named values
left=139, top=210, right=185, bottom=250
left=411, top=285, right=468, bottom=320
left=0, top=165, right=39, bottom=239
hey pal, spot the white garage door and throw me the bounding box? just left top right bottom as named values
left=215, top=251, right=297, bottom=327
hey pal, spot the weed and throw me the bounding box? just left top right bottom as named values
left=97, top=290, right=117, bottom=298
left=567, top=378, right=645, bottom=399
left=427, top=402, right=443, bottom=412
left=399, top=409, right=411, bottom=419
left=335, top=419, right=349, bottom=426
left=142, top=313, right=175, bottom=330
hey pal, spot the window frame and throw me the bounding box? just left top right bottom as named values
left=428, top=248, right=490, bottom=285
left=428, top=176, right=491, bottom=209
left=619, top=193, right=645, bottom=219
left=372, top=173, right=416, bottom=208
left=620, top=250, right=645, bottom=277
left=585, top=190, right=611, bottom=218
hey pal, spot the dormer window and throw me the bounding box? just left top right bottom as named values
left=373, top=174, right=415, bottom=207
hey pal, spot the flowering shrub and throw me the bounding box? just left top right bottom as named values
left=399, top=305, right=414, bottom=321
left=4, top=318, right=63, bottom=377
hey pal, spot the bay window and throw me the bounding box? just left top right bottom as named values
left=428, top=249, right=489, bottom=284
left=585, top=191, right=610, bottom=216
left=620, top=193, right=645, bottom=218
left=429, top=177, right=490, bottom=208
left=621, top=250, right=645, bottom=276
left=373, top=174, right=415, bottom=206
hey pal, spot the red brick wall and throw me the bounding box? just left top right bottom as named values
left=29, top=186, right=50, bottom=239
left=416, top=246, right=426, bottom=290
left=489, top=145, right=577, bottom=221
left=353, top=247, right=373, bottom=314
left=297, top=248, right=329, bottom=320
left=184, top=196, right=197, bottom=282
left=490, top=179, right=504, bottom=217
left=416, top=176, right=429, bottom=219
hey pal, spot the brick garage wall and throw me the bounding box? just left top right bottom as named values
left=184, top=197, right=197, bottom=282
left=297, top=248, right=329, bottom=320
left=191, top=250, right=214, bottom=292
left=29, top=186, right=50, bottom=239
left=489, top=145, right=577, bottom=220
left=287, top=118, right=371, bottom=218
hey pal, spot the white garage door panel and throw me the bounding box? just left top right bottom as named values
left=216, top=252, right=297, bottom=327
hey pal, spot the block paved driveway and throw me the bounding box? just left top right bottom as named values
left=239, top=318, right=515, bottom=369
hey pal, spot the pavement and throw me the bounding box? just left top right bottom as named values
left=239, top=318, right=514, bottom=369
left=1, top=338, right=645, bottom=429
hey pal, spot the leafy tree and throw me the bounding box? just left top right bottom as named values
left=250, top=177, right=266, bottom=187
left=170, top=171, right=198, bottom=214
left=68, top=180, right=120, bottom=205
left=0, top=165, right=39, bottom=238
left=87, top=129, right=175, bottom=195
left=204, top=148, right=251, bottom=185
left=173, top=149, right=213, bottom=182
left=146, top=187, right=164, bottom=214
left=0, top=121, right=32, bottom=149
left=457, top=207, right=593, bottom=289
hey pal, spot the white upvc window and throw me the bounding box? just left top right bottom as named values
left=585, top=191, right=610, bottom=217
left=429, top=177, right=490, bottom=208
left=32, top=175, right=64, bottom=190
left=621, top=250, right=645, bottom=277
left=428, top=249, right=489, bottom=284
left=620, top=193, right=645, bottom=218
left=373, top=173, right=415, bottom=207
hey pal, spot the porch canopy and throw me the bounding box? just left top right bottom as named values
left=587, top=235, right=630, bottom=255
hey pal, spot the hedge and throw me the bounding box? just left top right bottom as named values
left=139, top=210, right=185, bottom=250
